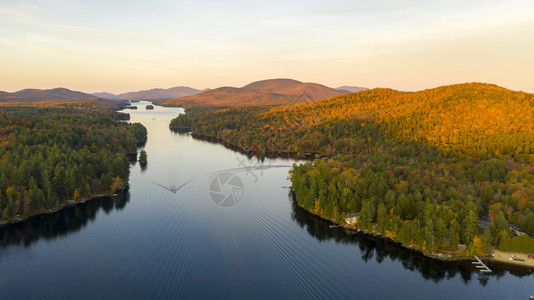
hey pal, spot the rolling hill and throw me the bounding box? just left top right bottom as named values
left=242, top=78, right=345, bottom=100
left=0, top=88, right=96, bottom=102
left=158, top=78, right=347, bottom=107
left=260, top=82, right=534, bottom=155
left=0, top=88, right=128, bottom=109
left=172, top=82, right=534, bottom=157
left=159, top=87, right=297, bottom=107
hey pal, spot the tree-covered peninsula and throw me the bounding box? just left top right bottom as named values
left=169, top=83, right=534, bottom=256
left=0, top=107, right=147, bottom=223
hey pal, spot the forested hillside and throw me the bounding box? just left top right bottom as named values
left=0, top=107, right=147, bottom=223
left=170, top=83, right=534, bottom=255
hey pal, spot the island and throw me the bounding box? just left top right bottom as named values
left=138, top=150, right=147, bottom=165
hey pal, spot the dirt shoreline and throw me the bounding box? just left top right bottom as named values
left=490, top=250, right=534, bottom=269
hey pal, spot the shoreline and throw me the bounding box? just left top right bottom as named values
left=0, top=185, right=128, bottom=227
left=170, top=129, right=324, bottom=160
left=291, top=197, right=471, bottom=262
left=292, top=196, right=534, bottom=270
left=182, top=128, right=534, bottom=271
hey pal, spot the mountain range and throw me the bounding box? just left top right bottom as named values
left=1, top=80, right=367, bottom=104
left=93, top=86, right=206, bottom=101
left=0, top=88, right=96, bottom=102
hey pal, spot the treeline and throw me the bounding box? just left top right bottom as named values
left=170, top=83, right=534, bottom=255
left=290, top=153, right=534, bottom=255
left=0, top=107, right=147, bottom=221
left=170, top=106, right=273, bottom=136
left=0, top=98, right=129, bottom=110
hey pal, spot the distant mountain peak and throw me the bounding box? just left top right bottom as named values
left=158, top=78, right=345, bottom=107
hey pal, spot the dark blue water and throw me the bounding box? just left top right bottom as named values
left=0, top=103, right=532, bottom=299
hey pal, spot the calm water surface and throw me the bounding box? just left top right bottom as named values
left=1, top=103, right=532, bottom=299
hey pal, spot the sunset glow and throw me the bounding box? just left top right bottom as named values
left=1, top=0, right=533, bottom=93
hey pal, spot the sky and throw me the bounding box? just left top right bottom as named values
left=1, top=0, right=533, bottom=94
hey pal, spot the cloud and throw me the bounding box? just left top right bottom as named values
left=0, top=37, right=56, bottom=54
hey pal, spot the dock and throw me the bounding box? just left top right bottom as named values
left=473, top=255, right=492, bottom=273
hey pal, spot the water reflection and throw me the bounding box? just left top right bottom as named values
left=289, top=195, right=532, bottom=285
left=170, top=129, right=308, bottom=160
left=140, top=161, right=148, bottom=172
left=0, top=192, right=130, bottom=249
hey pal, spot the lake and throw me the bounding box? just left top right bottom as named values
left=0, top=102, right=532, bottom=299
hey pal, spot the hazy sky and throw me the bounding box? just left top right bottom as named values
left=1, top=0, right=533, bottom=93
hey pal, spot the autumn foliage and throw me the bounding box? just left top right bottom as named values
left=171, top=82, right=534, bottom=255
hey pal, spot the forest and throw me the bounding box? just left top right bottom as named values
left=170, top=83, right=534, bottom=255
left=0, top=107, right=146, bottom=222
